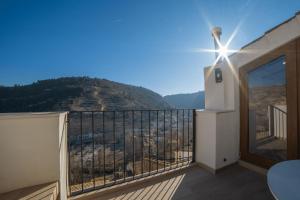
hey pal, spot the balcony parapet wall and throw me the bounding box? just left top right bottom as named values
left=0, top=112, right=68, bottom=200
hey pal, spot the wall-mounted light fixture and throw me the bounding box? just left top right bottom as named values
left=215, top=68, right=222, bottom=83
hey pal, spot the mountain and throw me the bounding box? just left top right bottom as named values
left=0, top=77, right=170, bottom=112
left=163, top=91, right=205, bottom=109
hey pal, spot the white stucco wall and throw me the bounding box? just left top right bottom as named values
left=215, top=111, right=238, bottom=169
left=59, top=113, right=69, bottom=199
left=195, top=110, right=216, bottom=169
left=202, top=13, right=300, bottom=167
left=195, top=110, right=238, bottom=170
left=204, top=67, right=225, bottom=110
left=0, top=112, right=68, bottom=200
left=204, top=60, right=236, bottom=111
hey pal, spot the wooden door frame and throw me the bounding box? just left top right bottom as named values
left=297, top=39, right=300, bottom=159
left=239, top=38, right=299, bottom=169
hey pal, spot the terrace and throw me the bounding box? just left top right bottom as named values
left=2, top=11, right=300, bottom=200
left=0, top=110, right=273, bottom=200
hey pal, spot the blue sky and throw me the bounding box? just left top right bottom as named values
left=249, top=56, right=286, bottom=88
left=0, top=0, right=299, bottom=95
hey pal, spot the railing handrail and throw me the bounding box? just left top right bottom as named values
left=269, top=105, right=287, bottom=115
left=69, top=108, right=195, bottom=113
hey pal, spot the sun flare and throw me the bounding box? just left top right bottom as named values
left=218, top=45, right=229, bottom=58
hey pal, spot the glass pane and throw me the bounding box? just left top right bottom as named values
left=248, top=56, right=287, bottom=161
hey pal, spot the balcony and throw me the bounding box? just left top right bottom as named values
left=0, top=110, right=273, bottom=200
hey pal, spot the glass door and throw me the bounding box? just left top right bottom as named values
left=239, top=39, right=299, bottom=168
left=248, top=56, right=287, bottom=161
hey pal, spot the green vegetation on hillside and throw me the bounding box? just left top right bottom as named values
left=0, top=77, right=170, bottom=112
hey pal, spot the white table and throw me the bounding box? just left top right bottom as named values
left=267, top=160, right=300, bottom=200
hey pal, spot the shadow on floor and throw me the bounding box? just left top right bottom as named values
left=78, top=164, right=274, bottom=200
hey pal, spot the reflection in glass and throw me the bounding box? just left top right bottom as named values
left=248, top=56, right=287, bottom=161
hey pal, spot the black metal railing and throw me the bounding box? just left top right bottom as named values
left=67, top=109, right=196, bottom=196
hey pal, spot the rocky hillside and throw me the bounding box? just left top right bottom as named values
left=0, top=77, right=170, bottom=112
left=164, top=91, right=205, bottom=109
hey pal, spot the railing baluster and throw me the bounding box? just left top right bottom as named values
left=192, top=109, right=196, bottom=163
left=132, top=111, right=135, bottom=179
left=123, top=111, right=126, bottom=181
left=113, top=111, right=116, bottom=183
left=163, top=110, right=166, bottom=171
left=170, top=110, right=172, bottom=169
left=278, top=110, right=280, bottom=137
left=176, top=110, right=179, bottom=167
left=156, top=111, right=159, bottom=173
left=98, top=113, right=101, bottom=181
left=281, top=112, right=283, bottom=139
left=279, top=110, right=280, bottom=137
left=141, top=111, right=143, bottom=176
left=103, top=112, right=106, bottom=186
left=182, top=109, right=184, bottom=164
left=80, top=112, right=83, bottom=192
left=281, top=111, right=282, bottom=138
left=148, top=111, right=151, bottom=175
left=282, top=112, right=284, bottom=138
left=187, top=110, right=190, bottom=164
left=92, top=112, right=95, bottom=188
